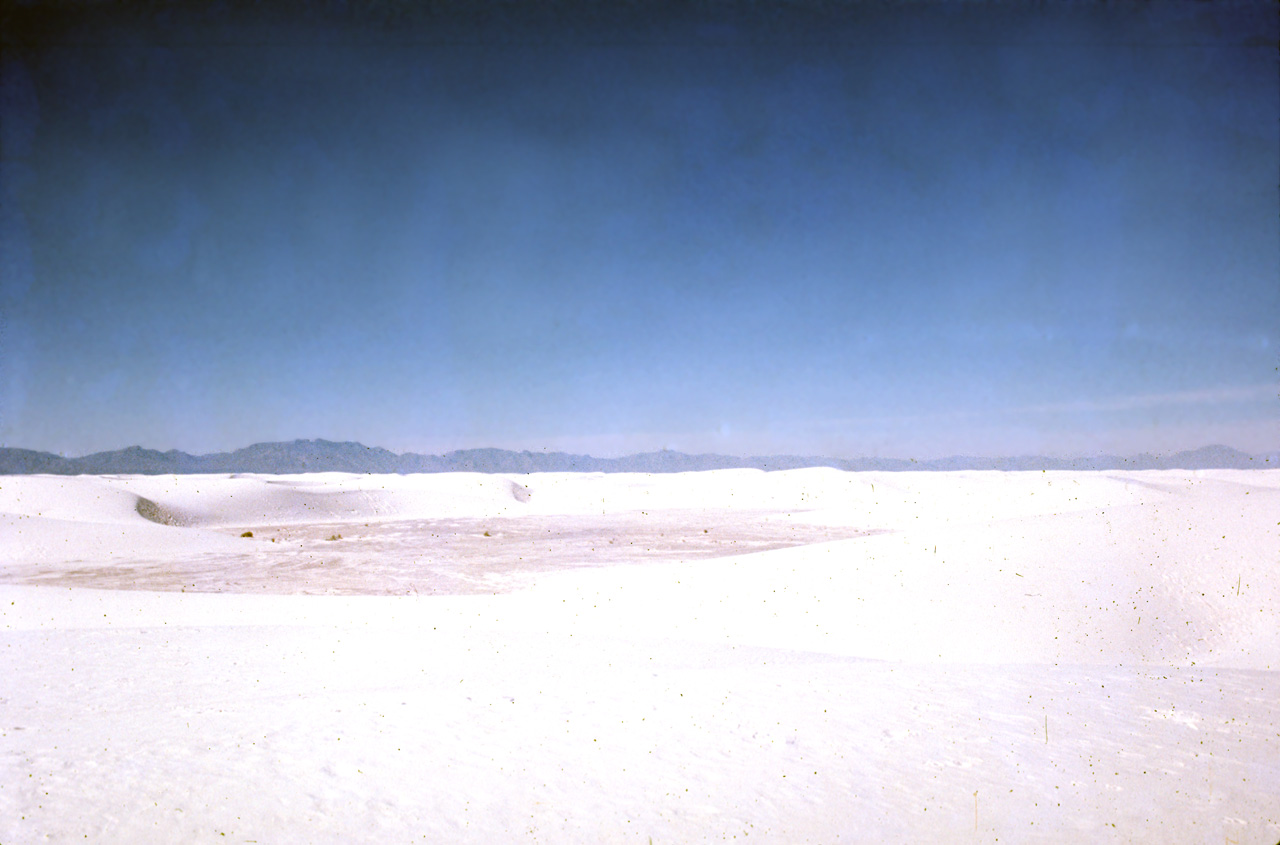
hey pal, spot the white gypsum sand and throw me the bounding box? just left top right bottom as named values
left=1, top=469, right=1277, bottom=843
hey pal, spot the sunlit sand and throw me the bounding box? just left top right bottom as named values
left=2, top=469, right=1277, bottom=843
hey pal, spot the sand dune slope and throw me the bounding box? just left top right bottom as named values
left=1, top=470, right=1277, bottom=843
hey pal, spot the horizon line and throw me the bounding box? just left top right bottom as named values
left=5, top=438, right=1277, bottom=464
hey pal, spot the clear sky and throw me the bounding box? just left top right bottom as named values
left=1, top=1, right=1277, bottom=459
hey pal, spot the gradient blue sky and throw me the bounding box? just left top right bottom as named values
left=1, top=1, right=1276, bottom=458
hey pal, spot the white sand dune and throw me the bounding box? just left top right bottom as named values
left=1, top=469, right=1277, bottom=843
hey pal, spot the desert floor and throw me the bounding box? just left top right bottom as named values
left=2, top=468, right=1277, bottom=843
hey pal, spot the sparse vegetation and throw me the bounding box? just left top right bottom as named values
left=326, top=533, right=342, bottom=541
left=240, top=531, right=253, bottom=538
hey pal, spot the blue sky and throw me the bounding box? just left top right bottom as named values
left=1, top=2, right=1276, bottom=458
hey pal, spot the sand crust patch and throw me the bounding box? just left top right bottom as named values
left=3, top=510, right=877, bottom=595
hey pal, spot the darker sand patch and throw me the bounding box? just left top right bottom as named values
left=3, top=510, right=882, bottom=596
left=134, top=496, right=193, bottom=527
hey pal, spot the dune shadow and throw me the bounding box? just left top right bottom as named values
left=134, top=496, right=193, bottom=527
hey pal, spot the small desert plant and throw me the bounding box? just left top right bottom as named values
left=240, top=531, right=253, bottom=538
left=326, top=533, right=342, bottom=541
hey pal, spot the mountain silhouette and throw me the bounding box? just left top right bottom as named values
left=0, top=440, right=1273, bottom=475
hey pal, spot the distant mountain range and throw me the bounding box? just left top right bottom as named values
left=0, top=440, right=1274, bottom=475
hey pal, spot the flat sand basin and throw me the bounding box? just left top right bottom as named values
left=3, top=510, right=878, bottom=595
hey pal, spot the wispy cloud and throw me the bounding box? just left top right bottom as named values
left=1013, top=383, right=1279, bottom=416
left=812, top=383, right=1279, bottom=431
